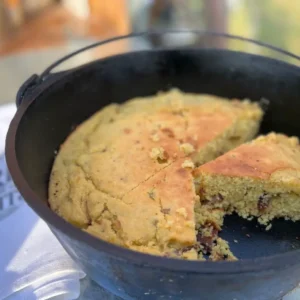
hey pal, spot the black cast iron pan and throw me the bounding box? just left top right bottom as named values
left=5, top=31, right=300, bottom=300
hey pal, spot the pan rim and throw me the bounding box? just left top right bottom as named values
left=6, top=48, right=300, bottom=275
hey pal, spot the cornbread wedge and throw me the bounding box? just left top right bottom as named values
left=194, top=133, right=300, bottom=226
left=49, top=89, right=263, bottom=260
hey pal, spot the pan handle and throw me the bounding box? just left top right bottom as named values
left=16, top=74, right=39, bottom=107
left=16, top=30, right=300, bottom=107
left=38, top=30, right=300, bottom=80
left=16, top=71, right=68, bottom=107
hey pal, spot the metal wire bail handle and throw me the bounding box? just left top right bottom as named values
left=17, top=30, right=300, bottom=107
left=39, top=30, right=300, bottom=82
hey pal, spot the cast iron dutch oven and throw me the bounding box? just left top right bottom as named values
left=5, top=31, right=300, bottom=300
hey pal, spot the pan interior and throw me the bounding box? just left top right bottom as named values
left=15, top=49, right=300, bottom=259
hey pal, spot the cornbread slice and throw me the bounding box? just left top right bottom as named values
left=194, top=133, right=300, bottom=226
left=49, top=89, right=263, bottom=260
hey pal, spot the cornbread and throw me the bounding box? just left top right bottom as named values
left=194, top=133, right=300, bottom=229
left=49, top=89, right=263, bottom=260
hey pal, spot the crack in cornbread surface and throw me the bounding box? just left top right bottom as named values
left=49, top=89, right=263, bottom=260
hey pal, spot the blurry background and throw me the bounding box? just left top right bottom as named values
left=0, top=0, right=300, bottom=102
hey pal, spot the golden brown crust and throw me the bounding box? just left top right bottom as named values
left=194, top=132, right=300, bottom=247
left=49, top=89, right=263, bottom=260
left=194, top=133, right=300, bottom=182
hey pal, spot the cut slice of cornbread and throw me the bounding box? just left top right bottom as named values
left=194, top=133, right=300, bottom=227
left=49, top=89, right=263, bottom=260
